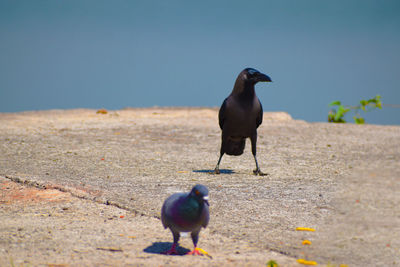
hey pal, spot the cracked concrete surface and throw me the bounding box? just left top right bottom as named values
left=1, top=108, right=399, bottom=266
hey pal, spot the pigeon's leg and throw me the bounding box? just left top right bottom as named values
left=250, top=133, right=267, bottom=176
left=163, top=230, right=180, bottom=255
left=213, top=152, right=224, bottom=174
left=186, top=230, right=203, bottom=256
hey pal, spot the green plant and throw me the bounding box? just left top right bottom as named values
left=328, top=95, right=382, bottom=124
left=266, top=260, right=279, bottom=267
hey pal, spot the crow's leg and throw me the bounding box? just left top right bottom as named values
left=213, top=136, right=226, bottom=174
left=250, top=133, right=267, bottom=176
left=213, top=152, right=224, bottom=174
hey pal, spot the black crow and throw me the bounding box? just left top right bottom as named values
left=214, top=68, right=272, bottom=175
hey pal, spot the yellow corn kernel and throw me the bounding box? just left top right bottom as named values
left=196, top=247, right=213, bottom=259
left=297, top=259, right=318, bottom=265
left=296, top=227, right=316, bottom=232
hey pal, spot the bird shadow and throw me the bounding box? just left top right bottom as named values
left=192, top=169, right=235, bottom=174
left=143, top=242, right=190, bottom=256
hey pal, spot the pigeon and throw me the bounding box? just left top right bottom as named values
left=214, top=68, right=272, bottom=175
left=161, top=184, right=210, bottom=256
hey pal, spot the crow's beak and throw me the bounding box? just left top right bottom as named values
left=256, top=73, right=272, bottom=82
left=203, top=195, right=209, bottom=206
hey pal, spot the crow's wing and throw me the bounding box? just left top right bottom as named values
left=218, top=98, right=228, bottom=130
left=256, top=99, right=263, bottom=128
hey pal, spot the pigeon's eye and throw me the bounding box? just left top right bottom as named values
left=195, top=190, right=200, bottom=196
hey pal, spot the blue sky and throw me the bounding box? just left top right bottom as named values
left=1, top=0, right=399, bottom=124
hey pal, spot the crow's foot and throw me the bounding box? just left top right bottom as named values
left=253, top=168, right=268, bottom=176
left=212, top=168, right=220, bottom=174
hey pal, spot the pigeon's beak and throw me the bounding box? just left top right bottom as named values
left=256, top=73, right=272, bottom=83
left=203, top=195, right=209, bottom=206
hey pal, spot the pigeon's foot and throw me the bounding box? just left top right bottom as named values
left=162, top=244, right=178, bottom=255
left=187, top=247, right=202, bottom=256
left=186, top=247, right=212, bottom=258
left=253, top=168, right=268, bottom=176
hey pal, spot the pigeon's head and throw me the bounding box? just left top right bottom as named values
left=190, top=184, right=209, bottom=206
left=242, top=68, right=272, bottom=84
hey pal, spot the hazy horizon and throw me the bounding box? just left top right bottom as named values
left=1, top=1, right=399, bottom=124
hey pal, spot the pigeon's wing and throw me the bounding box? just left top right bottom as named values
left=218, top=98, right=228, bottom=130
left=161, top=193, right=180, bottom=229
left=201, top=204, right=210, bottom=228
left=161, top=193, right=187, bottom=229
left=161, top=200, right=169, bottom=229
left=256, top=99, right=263, bottom=128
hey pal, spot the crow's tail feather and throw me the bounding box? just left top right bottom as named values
left=224, top=137, right=245, bottom=156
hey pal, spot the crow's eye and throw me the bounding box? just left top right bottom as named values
left=247, top=69, right=258, bottom=76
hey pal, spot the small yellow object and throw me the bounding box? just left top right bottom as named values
left=196, top=247, right=213, bottom=259
left=177, top=171, right=188, bottom=173
left=96, top=109, right=108, bottom=114
left=297, top=259, right=318, bottom=265
left=302, top=240, right=312, bottom=245
left=296, top=227, right=316, bottom=232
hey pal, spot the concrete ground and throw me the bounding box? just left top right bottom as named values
left=0, top=108, right=399, bottom=266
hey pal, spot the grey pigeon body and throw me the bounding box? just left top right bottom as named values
left=161, top=184, right=209, bottom=255
left=214, top=68, right=272, bottom=175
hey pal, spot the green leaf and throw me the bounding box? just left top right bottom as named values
left=329, top=101, right=341, bottom=106
left=266, top=260, right=279, bottom=267
left=334, top=105, right=349, bottom=122
left=360, top=100, right=368, bottom=107
left=354, top=116, right=365, bottom=124
left=334, top=108, right=343, bottom=121
left=375, top=95, right=382, bottom=108
left=368, top=95, right=381, bottom=105
left=328, top=111, right=338, bottom=122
